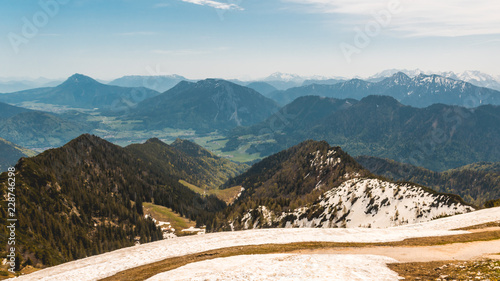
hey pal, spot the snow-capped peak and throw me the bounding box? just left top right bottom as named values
left=238, top=178, right=474, bottom=229
left=369, top=69, right=426, bottom=80
left=441, top=70, right=498, bottom=85
left=370, top=69, right=500, bottom=91
left=264, top=72, right=305, bottom=83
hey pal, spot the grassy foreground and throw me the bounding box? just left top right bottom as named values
left=388, top=259, right=500, bottom=280
left=179, top=180, right=243, bottom=204
left=142, top=202, right=196, bottom=233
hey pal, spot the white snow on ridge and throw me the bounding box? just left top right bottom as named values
left=240, top=178, right=473, bottom=229
left=398, top=206, right=500, bottom=232
left=369, top=69, right=500, bottom=91
left=10, top=207, right=500, bottom=281
left=316, top=178, right=473, bottom=228
left=146, top=254, right=400, bottom=281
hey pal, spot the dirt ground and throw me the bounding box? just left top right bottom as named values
left=294, top=227, right=500, bottom=280
left=293, top=239, right=500, bottom=262
left=101, top=227, right=500, bottom=281
left=388, top=259, right=500, bottom=281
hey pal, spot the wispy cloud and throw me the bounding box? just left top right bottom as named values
left=151, top=46, right=229, bottom=55
left=154, top=3, right=170, bottom=8
left=469, top=39, right=500, bottom=47
left=180, top=0, right=243, bottom=10
left=283, top=0, right=500, bottom=37
left=115, top=31, right=158, bottom=36
left=39, top=33, right=62, bottom=37
left=152, top=49, right=209, bottom=55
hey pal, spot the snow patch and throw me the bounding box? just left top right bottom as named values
left=239, top=178, right=473, bottom=229
left=10, top=207, right=500, bottom=281
left=146, top=254, right=401, bottom=281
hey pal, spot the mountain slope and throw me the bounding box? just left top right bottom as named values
left=0, top=138, right=36, bottom=172
left=213, top=141, right=472, bottom=231
left=128, top=79, right=280, bottom=132
left=108, top=75, right=189, bottom=93
left=0, top=111, right=92, bottom=149
left=225, top=96, right=357, bottom=153
left=0, top=74, right=159, bottom=110
left=0, top=101, right=32, bottom=118
left=245, top=82, right=278, bottom=96
left=126, top=138, right=247, bottom=190
left=225, top=95, right=500, bottom=171
left=356, top=156, right=500, bottom=207
left=269, top=79, right=371, bottom=105
left=0, top=134, right=227, bottom=268
left=269, top=72, right=500, bottom=107
left=453, top=162, right=500, bottom=173
left=0, top=78, right=62, bottom=93
left=302, top=78, right=345, bottom=86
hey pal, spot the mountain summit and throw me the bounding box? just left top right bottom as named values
left=370, top=69, right=500, bottom=91
left=214, top=140, right=472, bottom=230
left=60, top=73, right=100, bottom=87
left=269, top=72, right=500, bottom=107
left=128, top=79, right=280, bottom=132
left=108, top=74, right=190, bottom=93
left=0, top=74, right=159, bottom=110
left=1, top=134, right=234, bottom=267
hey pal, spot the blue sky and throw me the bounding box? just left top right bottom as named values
left=1, top=0, right=499, bottom=80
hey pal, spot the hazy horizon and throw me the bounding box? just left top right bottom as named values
left=1, top=68, right=500, bottom=83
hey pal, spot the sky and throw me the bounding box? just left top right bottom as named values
left=0, top=0, right=499, bottom=81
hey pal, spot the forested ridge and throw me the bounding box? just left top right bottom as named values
left=0, top=134, right=227, bottom=268
left=225, top=95, right=500, bottom=171
left=210, top=140, right=471, bottom=231
left=1, top=134, right=497, bottom=272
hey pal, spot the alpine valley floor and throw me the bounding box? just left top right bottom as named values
left=7, top=207, right=500, bottom=281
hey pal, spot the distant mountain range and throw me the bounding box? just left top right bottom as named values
left=214, top=140, right=472, bottom=231
left=267, top=72, right=500, bottom=107
left=368, top=69, right=500, bottom=91
left=237, top=70, right=500, bottom=94
left=225, top=95, right=500, bottom=171
left=108, top=75, right=285, bottom=96
left=228, top=73, right=344, bottom=91
left=3, top=70, right=498, bottom=110
left=0, top=74, right=159, bottom=111
left=108, top=75, right=191, bottom=93
left=0, top=134, right=237, bottom=268
left=441, top=70, right=500, bottom=91
left=244, top=82, right=278, bottom=96
left=356, top=156, right=500, bottom=207
left=302, top=78, right=346, bottom=87
left=0, top=77, right=62, bottom=93
left=1, top=71, right=498, bottom=155
left=127, top=79, right=280, bottom=132
left=0, top=138, right=36, bottom=172
left=260, top=72, right=307, bottom=90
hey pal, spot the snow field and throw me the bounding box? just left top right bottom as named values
left=10, top=207, right=500, bottom=281
left=145, top=254, right=401, bottom=281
